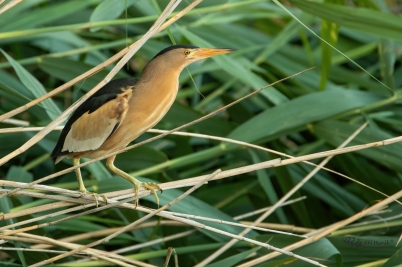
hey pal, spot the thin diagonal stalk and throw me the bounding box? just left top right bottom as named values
left=161, top=211, right=307, bottom=238
left=113, top=230, right=195, bottom=254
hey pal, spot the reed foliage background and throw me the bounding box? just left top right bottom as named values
left=1, top=0, right=402, bottom=266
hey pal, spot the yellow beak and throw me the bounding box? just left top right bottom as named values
left=192, top=48, right=236, bottom=59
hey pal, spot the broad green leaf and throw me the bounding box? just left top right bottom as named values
left=206, top=246, right=261, bottom=267
left=250, top=150, right=288, bottom=224
left=112, top=146, right=168, bottom=172
left=0, top=70, right=35, bottom=99
left=0, top=0, right=46, bottom=25
left=329, top=236, right=401, bottom=266
left=290, top=0, right=402, bottom=42
left=1, top=50, right=61, bottom=120
left=255, top=235, right=342, bottom=267
left=39, top=57, right=122, bottom=92
left=384, top=247, right=402, bottom=267
left=90, top=0, right=135, bottom=32
left=6, top=166, right=33, bottom=183
left=228, top=90, right=381, bottom=144
left=0, top=0, right=100, bottom=32
left=292, top=165, right=365, bottom=216
left=272, top=155, right=313, bottom=227
left=0, top=81, right=32, bottom=102
left=379, top=38, right=395, bottom=92
left=269, top=49, right=341, bottom=92
left=159, top=102, right=234, bottom=136
left=82, top=158, right=112, bottom=180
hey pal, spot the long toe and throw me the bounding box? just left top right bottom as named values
left=147, top=182, right=162, bottom=193
left=142, top=182, right=161, bottom=206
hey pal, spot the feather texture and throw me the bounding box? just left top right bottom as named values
left=51, top=78, right=137, bottom=162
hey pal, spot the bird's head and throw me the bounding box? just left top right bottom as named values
left=143, top=45, right=236, bottom=76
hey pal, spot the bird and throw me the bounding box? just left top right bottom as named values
left=51, top=44, right=235, bottom=206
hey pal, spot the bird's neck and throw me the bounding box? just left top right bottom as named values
left=141, top=59, right=182, bottom=83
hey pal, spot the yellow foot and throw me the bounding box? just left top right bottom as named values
left=133, top=181, right=162, bottom=207
left=79, top=190, right=108, bottom=207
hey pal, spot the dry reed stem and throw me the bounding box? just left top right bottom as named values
left=0, top=0, right=22, bottom=15
left=162, top=211, right=307, bottom=238
left=195, top=120, right=369, bottom=266
left=28, top=198, right=307, bottom=250
left=0, top=0, right=201, bottom=124
left=1, top=185, right=308, bottom=251
left=164, top=247, right=174, bottom=267
left=16, top=233, right=152, bottom=267
left=174, top=250, right=179, bottom=267
left=0, top=235, right=49, bottom=245
left=32, top=221, right=185, bottom=250
left=0, top=69, right=313, bottom=199
left=1, top=118, right=29, bottom=127
left=0, top=193, right=139, bottom=236
left=0, top=247, right=92, bottom=256
left=113, top=230, right=196, bottom=254
left=2, top=179, right=325, bottom=266
left=1, top=201, right=75, bottom=220
left=29, top=169, right=221, bottom=267
left=0, top=0, right=188, bottom=166
left=3, top=199, right=324, bottom=266
left=238, top=188, right=402, bottom=267
left=240, top=222, right=314, bottom=234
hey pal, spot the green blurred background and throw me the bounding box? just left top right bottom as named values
left=1, top=0, right=402, bottom=266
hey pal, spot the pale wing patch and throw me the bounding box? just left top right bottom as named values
left=62, top=96, right=129, bottom=153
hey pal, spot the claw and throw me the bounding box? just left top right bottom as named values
left=131, top=181, right=161, bottom=207
left=80, top=190, right=108, bottom=207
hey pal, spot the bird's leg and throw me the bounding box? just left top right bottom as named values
left=73, top=158, right=107, bottom=207
left=106, top=156, right=162, bottom=206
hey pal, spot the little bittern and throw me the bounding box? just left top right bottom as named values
left=51, top=45, right=235, bottom=206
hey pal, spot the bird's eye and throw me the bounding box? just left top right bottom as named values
left=184, top=50, right=190, bottom=55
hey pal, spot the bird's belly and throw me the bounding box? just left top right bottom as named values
left=84, top=85, right=178, bottom=158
